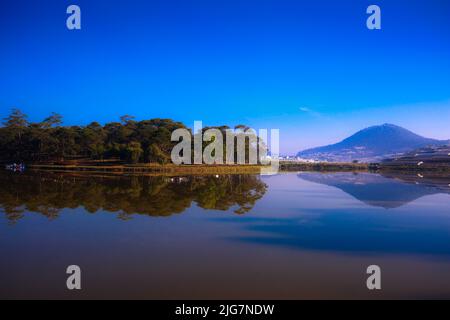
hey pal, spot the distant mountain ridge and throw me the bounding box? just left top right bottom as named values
left=297, top=124, right=449, bottom=162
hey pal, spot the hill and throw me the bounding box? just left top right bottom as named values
left=297, top=124, right=448, bottom=162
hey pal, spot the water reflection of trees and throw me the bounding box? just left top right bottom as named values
left=0, top=171, right=267, bottom=223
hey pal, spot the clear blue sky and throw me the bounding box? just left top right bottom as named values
left=1, top=0, right=449, bottom=154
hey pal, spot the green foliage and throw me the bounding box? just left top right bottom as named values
left=0, top=109, right=258, bottom=164
left=126, top=141, right=143, bottom=164
left=3, top=108, right=28, bottom=129
left=146, top=143, right=169, bottom=165
left=42, top=112, right=63, bottom=128
left=0, top=109, right=188, bottom=164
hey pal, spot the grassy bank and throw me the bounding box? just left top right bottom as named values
left=24, top=161, right=450, bottom=175
left=281, top=161, right=450, bottom=173
left=279, top=161, right=375, bottom=172
left=28, top=163, right=264, bottom=175
left=27, top=161, right=374, bottom=175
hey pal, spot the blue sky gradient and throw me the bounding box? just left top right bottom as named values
left=1, top=0, right=449, bottom=153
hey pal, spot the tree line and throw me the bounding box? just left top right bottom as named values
left=0, top=109, right=257, bottom=164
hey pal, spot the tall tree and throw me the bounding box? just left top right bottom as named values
left=2, top=109, right=29, bottom=160
left=42, top=112, right=63, bottom=128
left=3, top=108, right=28, bottom=140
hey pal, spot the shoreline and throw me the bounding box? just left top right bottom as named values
left=18, top=161, right=450, bottom=175
left=27, top=163, right=264, bottom=175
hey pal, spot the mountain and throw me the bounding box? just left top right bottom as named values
left=297, top=124, right=449, bottom=162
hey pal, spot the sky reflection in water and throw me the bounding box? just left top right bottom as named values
left=1, top=170, right=450, bottom=299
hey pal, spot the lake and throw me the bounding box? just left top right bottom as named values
left=1, top=170, right=450, bottom=299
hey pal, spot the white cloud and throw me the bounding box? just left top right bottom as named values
left=299, top=106, right=321, bottom=118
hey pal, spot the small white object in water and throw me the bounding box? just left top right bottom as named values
left=417, top=174, right=424, bottom=178
left=215, top=175, right=219, bottom=178
left=417, top=161, right=424, bottom=166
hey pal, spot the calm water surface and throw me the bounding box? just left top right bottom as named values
left=1, top=170, right=450, bottom=299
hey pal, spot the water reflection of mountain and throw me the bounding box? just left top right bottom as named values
left=298, top=172, right=450, bottom=209
left=0, top=171, right=267, bottom=223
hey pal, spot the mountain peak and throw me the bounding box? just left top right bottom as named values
left=381, top=123, right=398, bottom=127
left=362, top=123, right=409, bottom=132
left=297, top=124, right=447, bottom=162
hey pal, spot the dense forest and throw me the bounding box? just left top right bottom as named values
left=0, top=109, right=257, bottom=164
